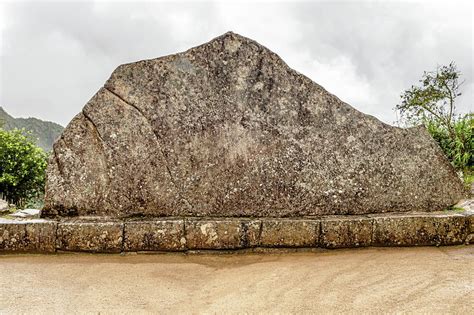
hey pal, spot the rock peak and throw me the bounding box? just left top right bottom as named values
left=43, top=33, right=465, bottom=218
left=217, top=31, right=248, bottom=39
left=186, top=31, right=268, bottom=57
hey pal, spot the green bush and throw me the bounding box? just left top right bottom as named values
left=395, top=62, right=473, bottom=178
left=426, top=114, right=473, bottom=170
left=0, top=128, right=48, bottom=208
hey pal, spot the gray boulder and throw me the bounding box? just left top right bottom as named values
left=43, top=32, right=465, bottom=218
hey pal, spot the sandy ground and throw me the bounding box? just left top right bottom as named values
left=0, top=246, right=473, bottom=314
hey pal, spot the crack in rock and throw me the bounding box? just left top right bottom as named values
left=103, top=86, right=194, bottom=211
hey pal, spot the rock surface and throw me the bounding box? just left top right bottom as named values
left=320, top=216, right=372, bottom=248
left=185, top=219, right=250, bottom=249
left=0, top=199, right=9, bottom=213
left=56, top=218, right=123, bottom=252
left=43, top=32, right=465, bottom=218
left=371, top=213, right=469, bottom=246
left=259, top=219, right=319, bottom=247
left=0, top=219, right=57, bottom=252
left=10, top=209, right=41, bottom=218
left=124, top=219, right=186, bottom=251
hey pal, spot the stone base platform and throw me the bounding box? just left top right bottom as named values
left=1, top=210, right=473, bottom=253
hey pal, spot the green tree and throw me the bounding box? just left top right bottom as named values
left=0, top=128, right=48, bottom=207
left=395, top=62, right=473, bottom=171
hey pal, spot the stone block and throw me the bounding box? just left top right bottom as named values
left=124, top=219, right=186, bottom=251
left=372, top=213, right=469, bottom=246
left=467, top=213, right=474, bottom=233
left=57, top=219, right=123, bottom=252
left=435, top=214, right=471, bottom=245
left=185, top=219, right=258, bottom=249
left=0, top=219, right=57, bottom=252
left=0, top=220, right=26, bottom=251
left=241, top=219, right=262, bottom=247
left=24, top=220, right=57, bottom=252
left=320, top=216, right=372, bottom=248
left=259, top=219, right=319, bottom=247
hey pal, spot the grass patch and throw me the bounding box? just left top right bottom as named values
left=446, top=205, right=465, bottom=212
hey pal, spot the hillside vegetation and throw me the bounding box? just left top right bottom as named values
left=0, top=107, right=63, bottom=151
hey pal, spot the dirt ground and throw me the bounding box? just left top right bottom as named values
left=0, top=246, right=473, bottom=314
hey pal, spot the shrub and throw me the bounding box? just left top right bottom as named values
left=426, top=114, right=473, bottom=170
left=0, top=128, right=48, bottom=208
left=395, top=62, right=473, bottom=175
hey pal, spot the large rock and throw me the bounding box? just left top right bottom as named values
left=43, top=32, right=465, bottom=218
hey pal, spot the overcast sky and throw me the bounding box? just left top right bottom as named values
left=0, top=0, right=472, bottom=126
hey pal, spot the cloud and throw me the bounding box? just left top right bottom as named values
left=0, top=0, right=472, bottom=126
left=286, top=1, right=473, bottom=121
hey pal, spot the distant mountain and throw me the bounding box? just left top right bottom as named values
left=0, top=107, right=63, bottom=151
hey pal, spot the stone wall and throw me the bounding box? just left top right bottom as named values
left=1, top=210, right=473, bottom=253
